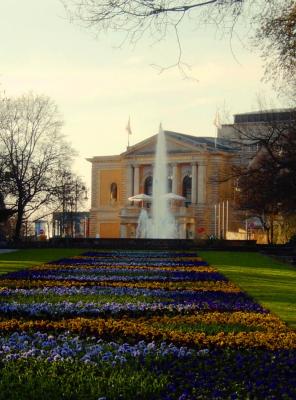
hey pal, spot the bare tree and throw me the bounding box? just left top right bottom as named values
left=230, top=109, right=296, bottom=243
left=62, top=0, right=278, bottom=39
left=256, top=0, right=296, bottom=98
left=0, top=93, right=75, bottom=241
left=52, top=168, right=88, bottom=213
left=63, top=0, right=238, bottom=35
left=62, top=1, right=279, bottom=73
left=50, top=169, right=88, bottom=237
left=233, top=163, right=282, bottom=244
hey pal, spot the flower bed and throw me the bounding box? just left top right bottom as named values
left=0, top=250, right=296, bottom=399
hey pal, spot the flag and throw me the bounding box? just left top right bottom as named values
left=213, top=111, right=221, bottom=129
left=126, top=116, right=132, bottom=135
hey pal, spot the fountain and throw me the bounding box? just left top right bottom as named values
left=136, top=125, right=178, bottom=239
left=136, top=208, right=150, bottom=239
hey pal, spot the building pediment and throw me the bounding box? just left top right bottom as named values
left=121, top=131, right=209, bottom=158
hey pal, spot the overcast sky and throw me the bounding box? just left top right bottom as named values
left=0, top=0, right=281, bottom=192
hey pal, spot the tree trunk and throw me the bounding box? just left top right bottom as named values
left=270, top=214, right=274, bottom=244
left=13, top=206, right=24, bottom=242
left=266, top=227, right=271, bottom=245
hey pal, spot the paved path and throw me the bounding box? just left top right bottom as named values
left=0, top=249, right=18, bottom=254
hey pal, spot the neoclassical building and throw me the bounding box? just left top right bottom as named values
left=87, top=130, right=241, bottom=239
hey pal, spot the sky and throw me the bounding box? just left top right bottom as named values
left=0, top=0, right=281, bottom=197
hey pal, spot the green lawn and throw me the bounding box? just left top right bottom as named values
left=0, top=248, right=85, bottom=275
left=199, top=251, right=296, bottom=329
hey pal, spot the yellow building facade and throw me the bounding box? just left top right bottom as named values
left=88, top=131, right=239, bottom=239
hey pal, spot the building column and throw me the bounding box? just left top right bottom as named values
left=172, top=163, right=178, bottom=194
left=127, top=164, right=133, bottom=199
left=52, top=219, right=56, bottom=237
left=191, top=163, right=197, bottom=204
left=198, top=162, right=206, bottom=204
left=180, top=223, right=187, bottom=239
left=133, top=165, right=140, bottom=195
left=120, top=224, right=127, bottom=238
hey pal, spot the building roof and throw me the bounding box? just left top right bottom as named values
left=121, top=130, right=236, bottom=158
left=234, top=108, right=296, bottom=124
left=165, top=131, right=235, bottom=152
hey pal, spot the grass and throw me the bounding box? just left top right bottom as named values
left=152, top=321, right=259, bottom=334
left=199, top=251, right=296, bottom=329
left=0, top=249, right=86, bottom=275
left=0, top=360, right=168, bottom=400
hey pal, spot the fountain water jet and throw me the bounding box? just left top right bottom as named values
left=136, top=125, right=178, bottom=239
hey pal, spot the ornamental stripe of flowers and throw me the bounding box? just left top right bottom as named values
left=31, top=264, right=216, bottom=273
left=0, top=279, right=241, bottom=292
left=2, top=270, right=228, bottom=282
left=0, top=316, right=295, bottom=350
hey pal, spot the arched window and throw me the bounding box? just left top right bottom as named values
left=144, top=176, right=153, bottom=196
left=110, top=182, right=118, bottom=201
left=182, top=175, right=192, bottom=204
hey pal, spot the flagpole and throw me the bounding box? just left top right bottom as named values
left=222, top=201, right=225, bottom=239
left=218, top=203, right=221, bottom=239
left=214, top=204, right=217, bottom=237
left=226, top=200, right=229, bottom=239
left=213, top=110, right=221, bottom=149
left=126, top=116, right=132, bottom=148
